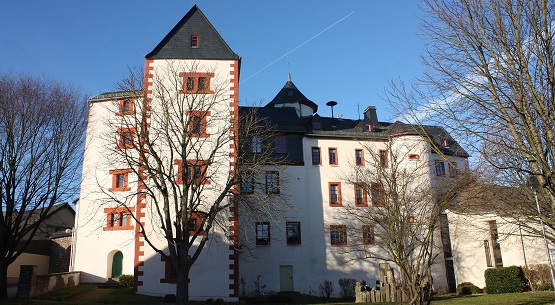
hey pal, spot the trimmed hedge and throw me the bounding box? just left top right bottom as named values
left=118, top=274, right=134, bottom=287
left=456, top=282, right=481, bottom=295
left=485, top=266, right=527, bottom=294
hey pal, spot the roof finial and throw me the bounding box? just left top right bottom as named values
left=287, top=56, right=291, bottom=81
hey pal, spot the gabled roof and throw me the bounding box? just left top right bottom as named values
left=146, top=5, right=240, bottom=60
left=265, top=79, right=318, bottom=112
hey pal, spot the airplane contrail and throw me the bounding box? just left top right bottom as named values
left=240, top=11, right=356, bottom=84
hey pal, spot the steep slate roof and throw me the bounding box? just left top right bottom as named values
left=146, top=5, right=240, bottom=60
left=265, top=79, right=318, bottom=113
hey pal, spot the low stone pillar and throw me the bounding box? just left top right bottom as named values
left=16, top=265, right=37, bottom=299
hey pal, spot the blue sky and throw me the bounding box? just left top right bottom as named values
left=0, top=1, right=426, bottom=121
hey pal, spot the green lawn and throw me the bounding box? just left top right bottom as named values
left=430, top=291, right=555, bottom=305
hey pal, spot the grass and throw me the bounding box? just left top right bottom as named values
left=1, top=285, right=554, bottom=305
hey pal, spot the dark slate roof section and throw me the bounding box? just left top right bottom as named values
left=265, top=80, right=318, bottom=113
left=386, top=121, right=470, bottom=158
left=146, top=5, right=240, bottom=60
left=88, top=90, right=142, bottom=103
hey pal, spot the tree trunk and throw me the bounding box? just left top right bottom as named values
left=176, top=267, right=190, bottom=305
left=0, top=262, right=8, bottom=300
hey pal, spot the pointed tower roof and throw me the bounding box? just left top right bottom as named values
left=146, top=5, right=240, bottom=60
left=265, top=79, right=318, bottom=113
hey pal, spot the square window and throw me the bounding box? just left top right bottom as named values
left=355, top=149, right=364, bottom=166
left=265, top=171, right=279, bottom=194
left=311, top=147, right=321, bottom=165
left=256, top=222, right=270, bottom=245
left=355, top=183, right=368, bottom=206
left=329, top=148, right=338, bottom=165
left=252, top=137, right=262, bottom=153
left=175, top=160, right=209, bottom=185
left=286, top=222, right=301, bottom=245
left=117, top=128, right=136, bottom=149
left=187, top=111, right=210, bottom=137
left=379, top=150, right=388, bottom=168
left=371, top=183, right=384, bottom=206
left=117, top=99, right=134, bottom=115
left=103, top=207, right=134, bottom=231
left=329, top=182, right=342, bottom=206
left=241, top=175, right=254, bottom=194
left=435, top=161, right=446, bottom=176
left=191, top=35, right=199, bottom=48
left=330, top=225, right=347, bottom=246
left=362, top=225, right=375, bottom=245
left=275, top=135, right=286, bottom=154
left=109, top=169, right=132, bottom=192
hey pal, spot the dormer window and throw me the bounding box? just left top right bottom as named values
left=313, top=121, right=321, bottom=130
left=363, top=124, right=372, bottom=132
left=442, top=139, right=449, bottom=147
left=191, top=35, right=199, bottom=48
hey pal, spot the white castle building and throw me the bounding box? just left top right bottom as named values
left=72, top=5, right=552, bottom=301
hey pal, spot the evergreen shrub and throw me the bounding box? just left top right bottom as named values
left=484, top=266, right=527, bottom=294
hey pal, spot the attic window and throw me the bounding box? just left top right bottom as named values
left=191, top=35, right=199, bottom=48
left=313, top=121, right=321, bottom=130
left=363, top=124, right=372, bottom=132
left=442, top=139, right=449, bottom=147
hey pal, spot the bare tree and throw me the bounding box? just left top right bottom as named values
left=100, top=63, right=284, bottom=305
left=336, top=135, right=467, bottom=305
left=390, top=0, right=555, bottom=239
left=0, top=72, right=87, bottom=299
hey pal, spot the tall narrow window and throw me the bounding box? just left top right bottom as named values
left=329, top=148, right=338, bottom=165
left=379, top=150, right=388, bottom=168
left=311, top=147, right=321, bottom=165
left=286, top=222, right=301, bottom=245
left=329, top=182, right=342, bottom=206
left=330, top=225, right=347, bottom=246
left=488, top=220, right=503, bottom=267
left=355, top=149, right=364, bottom=166
left=241, top=175, right=254, bottom=194
left=355, top=183, right=368, bottom=206
left=187, top=111, right=210, bottom=137
left=109, top=169, right=132, bottom=192
left=252, top=137, right=262, bottom=153
left=186, top=77, right=195, bottom=91
left=449, top=162, right=457, bottom=178
left=198, top=77, right=206, bottom=90
left=275, top=135, right=286, bottom=154
left=362, top=225, right=375, bottom=245
left=256, top=222, right=270, bottom=245
left=484, top=240, right=493, bottom=267
left=191, top=34, right=199, bottom=48
left=371, top=183, right=384, bottom=206
left=435, top=161, right=446, bottom=176
left=265, top=171, right=279, bottom=194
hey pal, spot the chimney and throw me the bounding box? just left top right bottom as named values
left=364, top=106, right=379, bottom=127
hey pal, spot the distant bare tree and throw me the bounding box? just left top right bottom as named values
left=100, top=63, right=285, bottom=305
left=337, top=136, right=468, bottom=305
left=0, top=73, right=87, bottom=299
left=389, top=0, right=555, bottom=241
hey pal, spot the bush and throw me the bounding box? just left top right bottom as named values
left=456, top=282, right=481, bottom=295
left=485, top=266, right=527, bottom=294
left=524, top=264, right=552, bottom=291
left=118, top=274, right=133, bottom=287
left=338, top=278, right=356, bottom=298
left=319, top=279, right=334, bottom=298
left=163, top=294, right=176, bottom=303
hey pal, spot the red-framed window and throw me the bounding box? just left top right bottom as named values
left=355, top=149, right=364, bottom=166
left=311, top=147, right=321, bottom=165
left=103, top=207, right=134, bottom=231
left=191, top=34, right=199, bottom=48
left=371, top=183, right=384, bottom=206
left=354, top=183, right=368, bottom=206
left=379, top=150, right=388, bottom=168
left=329, top=182, right=342, bottom=206
left=329, top=148, right=338, bottom=165
left=174, top=160, right=210, bottom=185
left=265, top=171, right=279, bottom=194
left=286, top=222, right=301, bottom=245
left=362, top=225, right=375, bottom=245
left=116, top=99, right=134, bottom=116
left=186, top=110, right=211, bottom=137
left=109, top=169, right=132, bottom=192
left=275, top=135, right=287, bottom=154
left=116, top=128, right=136, bottom=149
left=363, top=124, right=372, bottom=132
left=408, top=154, right=420, bottom=161
left=160, top=255, right=178, bottom=283
left=187, top=211, right=207, bottom=236
left=178, top=72, right=215, bottom=94
left=330, top=225, right=347, bottom=246
left=256, top=222, right=270, bottom=245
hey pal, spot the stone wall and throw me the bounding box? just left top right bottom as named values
left=16, top=265, right=80, bottom=299
left=49, top=234, right=72, bottom=273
